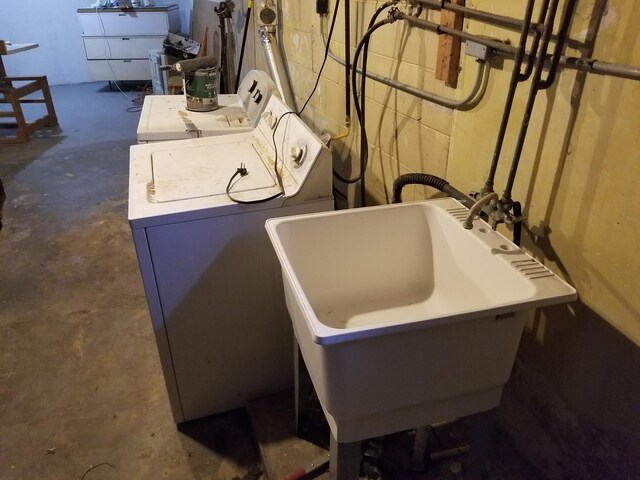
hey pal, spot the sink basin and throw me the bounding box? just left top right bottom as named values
left=266, top=198, right=576, bottom=442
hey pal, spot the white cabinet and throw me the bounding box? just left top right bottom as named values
left=77, top=6, right=180, bottom=82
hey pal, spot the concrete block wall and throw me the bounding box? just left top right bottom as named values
left=266, top=0, right=640, bottom=478
left=273, top=0, right=455, bottom=204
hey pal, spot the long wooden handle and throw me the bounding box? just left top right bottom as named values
left=199, top=27, right=208, bottom=57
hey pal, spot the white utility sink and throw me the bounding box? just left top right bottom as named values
left=266, top=197, right=576, bottom=443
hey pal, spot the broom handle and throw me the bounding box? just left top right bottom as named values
left=199, top=27, right=208, bottom=57
left=235, top=0, right=253, bottom=92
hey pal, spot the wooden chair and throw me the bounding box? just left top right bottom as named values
left=0, top=41, right=58, bottom=144
left=0, top=76, right=59, bottom=144
left=168, top=75, right=183, bottom=95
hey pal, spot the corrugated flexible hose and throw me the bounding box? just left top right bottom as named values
left=391, top=173, right=474, bottom=208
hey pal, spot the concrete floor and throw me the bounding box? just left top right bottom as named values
left=1, top=83, right=261, bottom=480
left=0, top=83, right=543, bottom=480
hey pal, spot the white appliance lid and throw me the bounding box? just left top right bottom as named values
left=137, top=95, right=252, bottom=141
left=151, top=140, right=276, bottom=202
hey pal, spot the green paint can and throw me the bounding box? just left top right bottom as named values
left=184, top=67, right=218, bottom=112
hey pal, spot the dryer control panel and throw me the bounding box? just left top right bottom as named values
left=237, top=69, right=280, bottom=126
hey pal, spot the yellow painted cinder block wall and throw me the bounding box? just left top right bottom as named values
left=275, top=0, right=456, bottom=204
left=265, top=0, right=640, bottom=472
left=442, top=4, right=640, bottom=470
left=269, top=0, right=639, bottom=345
left=448, top=0, right=640, bottom=345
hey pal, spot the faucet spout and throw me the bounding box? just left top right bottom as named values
left=463, top=192, right=498, bottom=229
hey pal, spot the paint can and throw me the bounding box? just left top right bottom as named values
left=184, top=67, right=218, bottom=112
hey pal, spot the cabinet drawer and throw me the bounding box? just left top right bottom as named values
left=78, top=11, right=171, bottom=36
left=83, top=36, right=165, bottom=60
left=86, top=59, right=151, bottom=81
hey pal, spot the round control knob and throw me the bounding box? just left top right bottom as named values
left=290, top=143, right=307, bottom=166
left=262, top=111, right=277, bottom=129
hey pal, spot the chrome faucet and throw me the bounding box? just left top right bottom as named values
left=463, top=192, right=498, bottom=229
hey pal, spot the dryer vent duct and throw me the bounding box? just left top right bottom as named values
left=258, top=26, right=297, bottom=110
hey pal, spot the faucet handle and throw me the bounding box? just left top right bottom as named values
left=463, top=192, right=499, bottom=229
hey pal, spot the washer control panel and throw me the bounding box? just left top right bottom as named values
left=255, top=96, right=324, bottom=190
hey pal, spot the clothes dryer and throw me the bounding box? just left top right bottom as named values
left=136, top=69, right=279, bottom=143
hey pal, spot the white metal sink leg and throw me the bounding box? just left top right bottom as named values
left=329, top=433, right=361, bottom=480
left=465, top=409, right=496, bottom=480
left=294, top=340, right=361, bottom=479
left=294, top=341, right=314, bottom=435
left=411, top=425, right=430, bottom=471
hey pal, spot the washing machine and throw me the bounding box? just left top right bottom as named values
left=136, top=69, right=279, bottom=143
left=129, top=95, right=333, bottom=423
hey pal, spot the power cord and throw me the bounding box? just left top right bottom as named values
left=298, top=0, right=340, bottom=116
left=225, top=111, right=297, bottom=205
left=96, top=6, right=149, bottom=106
left=225, top=0, right=340, bottom=205
left=126, top=82, right=152, bottom=113
left=332, top=4, right=395, bottom=189
left=225, top=160, right=283, bottom=204
left=79, top=462, right=115, bottom=479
